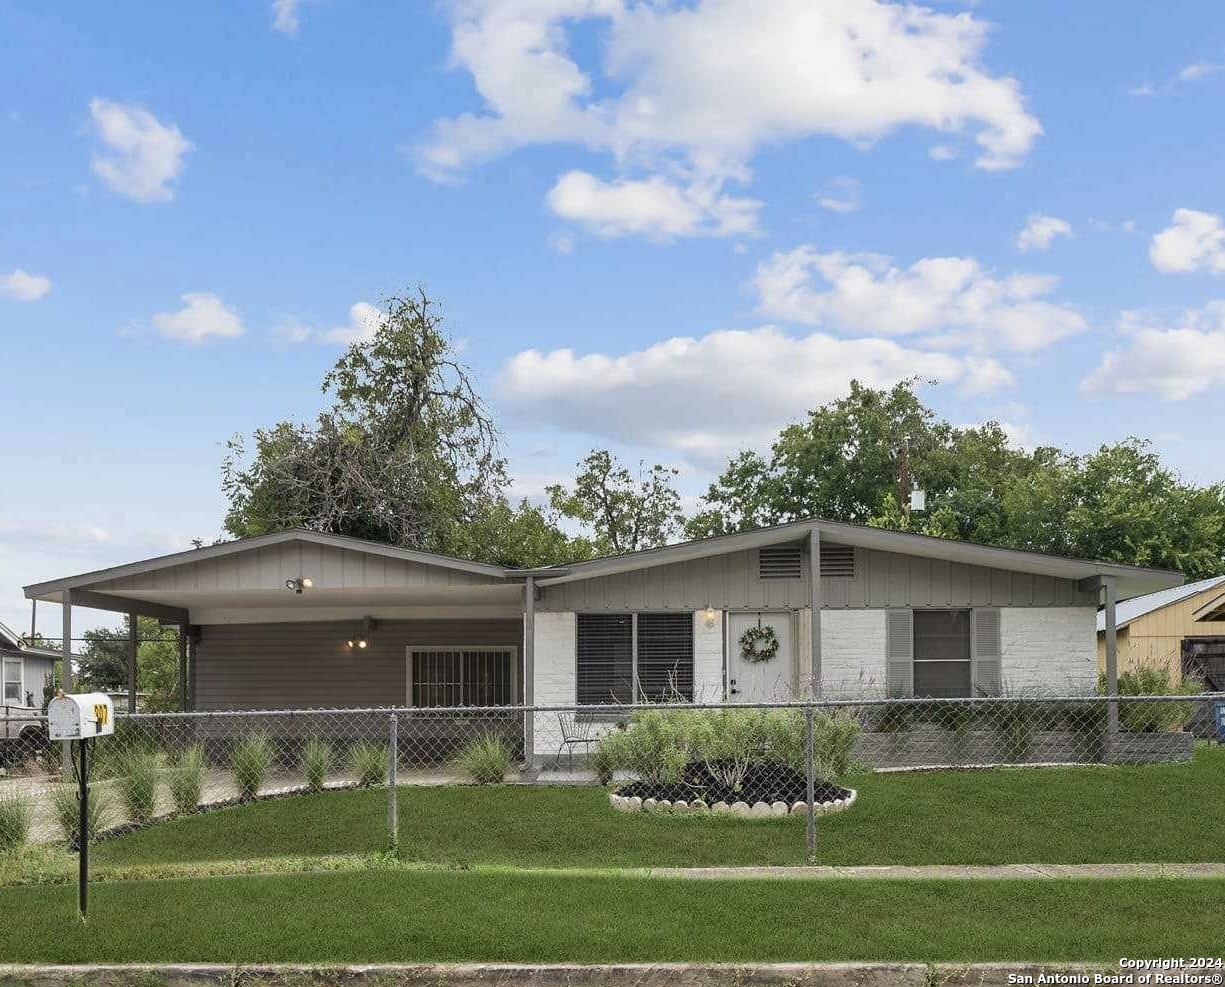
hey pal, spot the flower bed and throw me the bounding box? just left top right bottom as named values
left=610, top=759, right=855, bottom=817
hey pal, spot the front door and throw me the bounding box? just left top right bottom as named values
left=726, top=611, right=793, bottom=702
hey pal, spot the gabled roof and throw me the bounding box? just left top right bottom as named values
left=0, top=619, right=60, bottom=659
left=1095, top=574, right=1225, bottom=632
left=22, top=528, right=508, bottom=602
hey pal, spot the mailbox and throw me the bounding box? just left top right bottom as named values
left=48, top=692, right=115, bottom=741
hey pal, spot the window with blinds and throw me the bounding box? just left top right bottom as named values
left=576, top=613, right=694, bottom=704
left=576, top=614, right=634, bottom=704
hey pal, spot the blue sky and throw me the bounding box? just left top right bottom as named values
left=3, top=0, right=1225, bottom=636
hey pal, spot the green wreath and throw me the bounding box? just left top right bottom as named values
left=739, top=624, right=780, bottom=663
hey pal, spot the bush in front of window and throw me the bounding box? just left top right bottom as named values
left=596, top=709, right=689, bottom=787
left=451, top=732, right=512, bottom=785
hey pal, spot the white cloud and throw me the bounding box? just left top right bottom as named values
left=89, top=98, right=193, bottom=203
left=549, top=233, right=575, bottom=254
left=752, top=246, right=1087, bottom=352
left=498, top=326, right=1001, bottom=464
left=0, top=267, right=51, bottom=301
left=418, top=0, right=1040, bottom=238
left=1131, top=55, right=1225, bottom=97
left=815, top=177, right=862, bottom=215
left=546, top=170, right=760, bottom=239
left=280, top=302, right=382, bottom=345
left=1177, top=59, right=1225, bottom=82
left=150, top=293, right=246, bottom=343
left=1081, top=301, right=1225, bottom=401
left=272, top=0, right=304, bottom=34
left=1150, top=208, right=1225, bottom=275
left=1015, top=214, right=1073, bottom=252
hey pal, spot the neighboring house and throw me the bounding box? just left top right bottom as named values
left=0, top=619, right=58, bottom=711
left=22, top=523, right=1180, bottom=759
left=1095, top=574, right=1225, bottom=688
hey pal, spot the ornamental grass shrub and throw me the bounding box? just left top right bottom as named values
left=230, top=734, right=274, bottom=800
left=348, top=742, right=388, bottom=788
left=116, top=749, right=162, bottom=825
left=168, top=745, right=206, bottom=814
left=300, top=738, right=333, bottom=792
left=0, top=795, right=31, bottom=853
left=1103, top=664, right=1202, bottom=733
left=51, top=783, right=109, bottom=846
left=452, top=733, right=512, bottom=784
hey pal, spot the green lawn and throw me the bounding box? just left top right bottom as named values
left=0, top=872, right=1221, bottom=963
left=94, top=744, right=1225, bottom=868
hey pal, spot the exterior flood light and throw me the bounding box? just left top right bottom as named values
left=346, top=616, right=378, bottom=650
left=909, top=488, right=927, bottom=512
left=286, top=577, right=313, bottom=594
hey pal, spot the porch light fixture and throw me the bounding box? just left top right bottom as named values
left=346, top=616, right=378, bottom=650
left=286, top=577, right=313, bottom=594
left=702, top=607, right=718, bottom=628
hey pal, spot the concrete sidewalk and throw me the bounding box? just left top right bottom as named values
left=647, top=861, right=1225, bottom=879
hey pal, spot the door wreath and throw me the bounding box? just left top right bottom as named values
left=739, top=624, right=780, bottom=662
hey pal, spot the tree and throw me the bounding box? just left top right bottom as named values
left=221, top=288, right=581, bottom=566
left=75, top=616, right=182, bottom=712
left=687, top=379, right=1225, bottom=578
left=547, top=450, right=683, bottom=555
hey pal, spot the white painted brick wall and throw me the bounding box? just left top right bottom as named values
left=532, top=611, right=576, bottom=756
left=820, top=609, right=888, bottom=698
left=1000, top=607, right=1097, bottom=694
left=693, top=610, right=725, bottom=702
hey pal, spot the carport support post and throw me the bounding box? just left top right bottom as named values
left=523, top=575, right=535, bottom=772
left=1103, top=575, right=1119, bottom=743
left=60, top=591, right=73, bottom=766
left=177, top=623, right=188, bottom=711
left=127, top=613, right=138, bottom=714
left=808, top=527, right=822, bottom=697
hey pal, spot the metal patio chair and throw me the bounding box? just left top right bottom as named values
left=554, top=711, right=598, bottom=769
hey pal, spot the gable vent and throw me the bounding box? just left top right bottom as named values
left=819, top=543, right=855, bottom=578
left=758, top=543, right=803, bottom=580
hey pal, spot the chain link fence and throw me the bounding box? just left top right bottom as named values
left=2, top=693, right=1221, bottom=859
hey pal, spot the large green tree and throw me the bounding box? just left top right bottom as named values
left=221, top=289, right=581, bottom=567
left=75, top=616, right=182, bottom=712
left=687, top=380, right=1225, bottom=579
left=547, top=449, right=683, bottom=555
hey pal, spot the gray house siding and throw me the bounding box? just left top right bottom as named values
left=538, top=543, right=1097, bottom=613
left=194, top=618, right=522, bottom=710
left=96, top=542, right=502, bottom=594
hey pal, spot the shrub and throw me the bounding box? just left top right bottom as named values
left=452, top=733, right=512, bottom=784
left=168, top=745, right=206, bottom=814
left=0, top=796, right=31, bottom=853
left=589, top=738, right=617, bottom=786
left=51, top=783, right=109, bottom=845
left=300, top=738, right=333, bottom=792
left=991, top=700, right=1036, bottom=761
left=230, top=734, right=274, bottom=800
left=1102, top=664, right=1201, bottom=733
left=688, top=708, right=766, bottom=791
left=348, top=742, right=388, bottom=788
left=812, top=710, right=861, bottom=779
left=600, top=708, right=689, bottom=786
left=116, top=750, right=162, bottom=825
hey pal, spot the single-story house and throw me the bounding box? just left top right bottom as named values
left=1096, top=574, right=1225, bottom=688
left=22, top=522, right=1181, bottom=758
left=0, top=619, right=58, bottom=711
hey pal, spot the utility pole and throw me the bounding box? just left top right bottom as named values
left=897, top=440, right=911, bottom=521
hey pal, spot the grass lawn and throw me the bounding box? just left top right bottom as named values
left=93, top=744, right=1225, bottom=868
left=0, top=872, right=1222, bottom=963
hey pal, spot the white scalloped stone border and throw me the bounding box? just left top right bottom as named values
left=609, top=789, right=857, bottom=817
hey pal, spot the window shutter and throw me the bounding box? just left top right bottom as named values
left=885, top=609, right=913, bottom=697
left=971, top=608, right=1002, bottom=696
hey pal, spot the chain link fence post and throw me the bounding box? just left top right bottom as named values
left=804, top=703, right=816, bottom=864
left=387, top=711, right=398, bottom=851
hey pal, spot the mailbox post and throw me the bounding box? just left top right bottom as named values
left=47, top=691, right=114, bottom=920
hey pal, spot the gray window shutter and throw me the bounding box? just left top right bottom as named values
left=885, top=609, right=913, bottom=697
left=971, top=608, right=1002, bottom=696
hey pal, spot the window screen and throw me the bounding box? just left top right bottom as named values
left=577, top=614, right=634, bottom=704
left=635, top=613, right=694, bottom=701
left=912, top=610, right=971, bottom=698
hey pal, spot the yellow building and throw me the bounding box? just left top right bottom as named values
left=1096, top=574, right=1225, bottom=685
